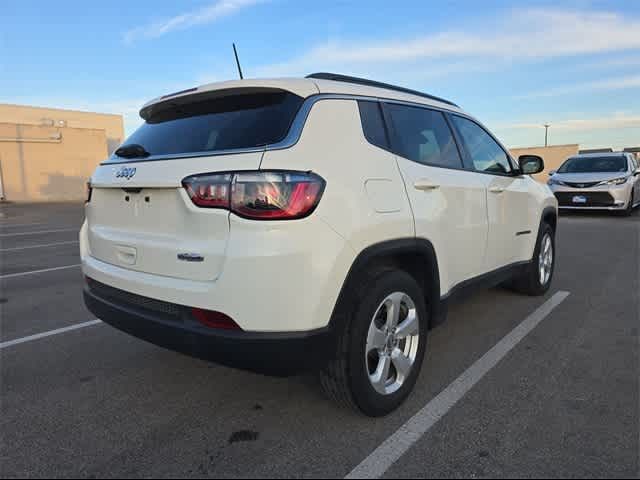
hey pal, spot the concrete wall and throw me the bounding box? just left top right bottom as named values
left=0, top=104, right=124, bottom=202
left=0, top=123, right=109, bottom=202
left=0, top=104, right=124, bottom=155
left=510, top=144, right=580, bottom=182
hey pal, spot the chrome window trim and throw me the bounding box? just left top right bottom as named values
left=101, top=93, right=466, bottom=165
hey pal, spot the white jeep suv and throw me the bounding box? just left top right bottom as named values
left=81, top=73, right=558, bottom=416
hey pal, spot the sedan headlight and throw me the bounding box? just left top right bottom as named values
left=598, top=177, right=628, bottom=186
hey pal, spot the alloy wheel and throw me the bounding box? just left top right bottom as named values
left=365, top=292, right=420, bottom=395
left=538, top=233, right=553, bottom=286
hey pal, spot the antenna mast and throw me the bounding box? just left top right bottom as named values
left=233, top=43, right=244, bottom=80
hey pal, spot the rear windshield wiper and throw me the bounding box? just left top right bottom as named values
left=114, top=144, right=151, bottom=159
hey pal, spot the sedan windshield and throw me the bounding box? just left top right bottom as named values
left=558, top=156, right=627, bottom=174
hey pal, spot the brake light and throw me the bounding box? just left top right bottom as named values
left=183, top=171, right=325, bottom=220
left=192, top=308, right=242, bottom=330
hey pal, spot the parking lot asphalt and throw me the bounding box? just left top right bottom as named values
left=0, top=202, right=638, bottom=478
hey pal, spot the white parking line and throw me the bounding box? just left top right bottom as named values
left=0, top=222, right=46, bottom=228
left=0, top=320, right=102, bottom=350
left=0, top=228, right=78, bottom=237
left=346, top=290, right=570, bottom=479
left=0, top=240, right=79, bottom=252
left=0, top=264, right=81, bottom=279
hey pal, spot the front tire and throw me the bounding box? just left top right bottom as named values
left=510, top=223, right=555, bottom=296
left=623, top=189, right=635, bottom=216
left=320, top=269, right=428, bottom=417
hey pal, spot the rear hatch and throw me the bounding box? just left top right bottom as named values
left=86, top=88, right=305, bottom=281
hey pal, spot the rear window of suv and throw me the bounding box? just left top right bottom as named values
left=107, top=91, right=304, bottom=161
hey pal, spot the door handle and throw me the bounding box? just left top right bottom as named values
left=116, top=245, right=137, bottom=265
left=414, top=179, right=440, bottom=191
left=489, top=186, right=505, bottom=194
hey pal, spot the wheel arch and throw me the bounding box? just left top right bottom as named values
left=541, top=206, right=558, bottom=233
left=328, top=238, right=443, bottom=335
left=529, top=206, right=557, bottom=263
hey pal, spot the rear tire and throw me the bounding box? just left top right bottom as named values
left=320, top=269, right=428, bottom=417
left=510, top=223, right=555, bottom=296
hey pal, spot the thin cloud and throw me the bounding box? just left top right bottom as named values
left=256, top=7, right=640, bottom=77
left=496, top=113, right=640, bottom=132
left=515, top=74, right=640, bottom=99
left=575, top=55, right=640, bottom=70
left=123, top=0, right=262, bottom=44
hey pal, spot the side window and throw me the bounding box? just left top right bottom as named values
left=358, top=101, right=389, bottom=150
left=384, top=103, right=463, bottom=169
left=451, top=115, right=512, bottom=175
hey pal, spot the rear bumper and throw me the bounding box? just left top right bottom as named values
left=83, top=284, right=335, bottom=376
left=79, top=213, right=355, bottom=333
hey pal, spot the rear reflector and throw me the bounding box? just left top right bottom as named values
left=191, top=308, right=241, bottom=330
left=183, top=170, right=325, bottom=220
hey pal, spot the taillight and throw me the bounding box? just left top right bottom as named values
left=192, top=308, right=242, bottom=330
left=183, top=171, right=325, bottom=220
left=85, top=181, right=93, bottom=203
left=183, top=173, right=231, bottom=208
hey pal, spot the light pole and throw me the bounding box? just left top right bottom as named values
left=543, top=124, right=551, bottom=147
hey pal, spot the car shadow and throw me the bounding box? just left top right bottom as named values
left=559, top=208, right=639, bottom=219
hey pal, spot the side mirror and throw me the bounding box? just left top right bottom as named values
left=635, top=168, right=640, bottom=176
left=519, top=155, right=545, bottom=175
left=548, top=170, right=557, bottom=176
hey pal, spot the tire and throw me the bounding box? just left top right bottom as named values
left=623, top=189, right=635, bottom=216
left=320, top=269, right=429, bottom=417
left=510, top=223, right=555, bottom=296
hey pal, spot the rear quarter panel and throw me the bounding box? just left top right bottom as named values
left=260, top=98, right=414, bottom=327
left=261, top=98, right=414, bottom=248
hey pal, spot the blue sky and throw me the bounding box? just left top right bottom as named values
left=3, top=0, right=639, bottom=149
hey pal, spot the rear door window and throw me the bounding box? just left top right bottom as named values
left=107, top=91, right=304, bottom=162
left=383, top=103, right=463, bottom=169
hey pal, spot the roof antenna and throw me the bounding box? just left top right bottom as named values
left=233, top=43, right=244, bottom=80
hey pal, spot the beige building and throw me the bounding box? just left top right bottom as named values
left=0, top=104, right=124, bottom=202
left=509, top=144, right=580, bottom=182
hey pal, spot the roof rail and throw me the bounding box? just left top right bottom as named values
left=306, top=72, right=459, bottom=108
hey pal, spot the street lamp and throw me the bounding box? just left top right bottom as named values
left=543, top=124, right=551, bottom=147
